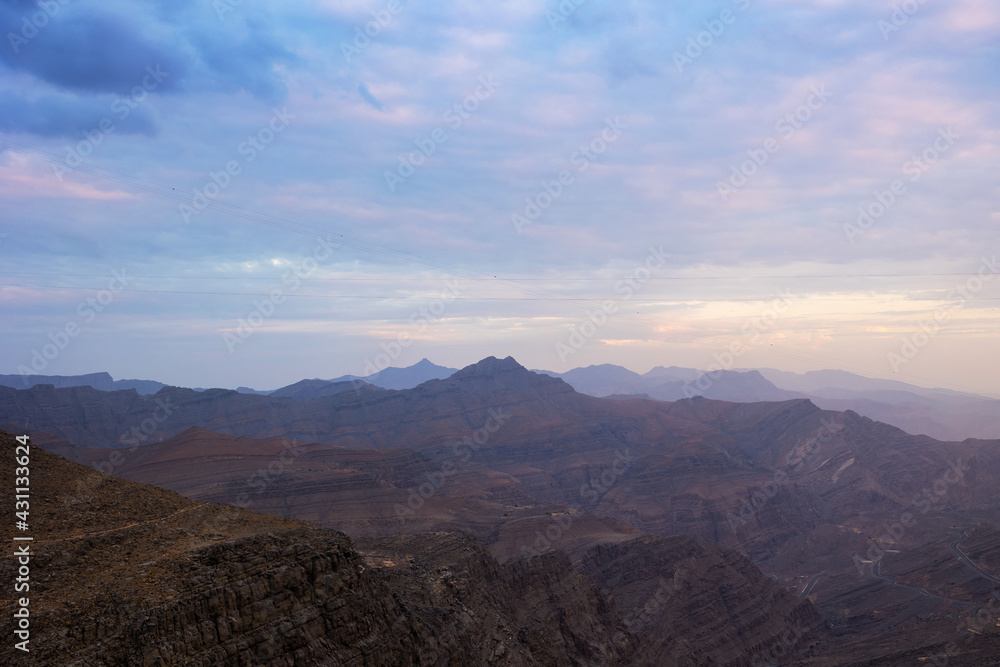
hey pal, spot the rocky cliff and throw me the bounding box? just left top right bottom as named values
left=1, top=429, right=838, bottom=665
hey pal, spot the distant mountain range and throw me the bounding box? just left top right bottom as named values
left=225, top=358, right=458, bottom=395
left=0, top=371, right=168, bottom=395
left=754, top=367, right=1000, bottom=443
left=327, top=357, right=458, bottom=390
left=534, top=364, right=1000, bottom=441
left=9, top=357, right=1000, bottom=664
left=2, top=357, right=997, bottom=441
left=533, top=364, right=799, bottom=403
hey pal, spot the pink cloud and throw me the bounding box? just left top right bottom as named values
left=0, top=156, right=135, bottom=201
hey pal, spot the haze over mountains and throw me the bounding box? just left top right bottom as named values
left=327, top=357, right=459, bottom=390
left=7, top=356, right=1000, bottom=664
left=5, top=357, right=996, bottom=441
left=5, top=0, right=997, bottom=663
left=537, top=364, right=1000, bottom=442
left=0, top=371, right=168, bottom=395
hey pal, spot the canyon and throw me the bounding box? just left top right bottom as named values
left=3, top=357, right=1000, bottom=664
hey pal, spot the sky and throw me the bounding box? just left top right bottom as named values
left=0, top=0, right=998, bottom=396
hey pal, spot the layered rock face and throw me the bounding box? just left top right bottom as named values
left=357, top=532, right=630, bottom=665
left=1, top=430, right=828, bottom=666
left=7, top=356, right=1000, bottom=664
left=2, top=431, right=616, bottom=665
left=580, top=535, right=828, bottom=667
left=58, top=529, right=624, bottom=666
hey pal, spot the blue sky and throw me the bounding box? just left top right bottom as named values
left=1, top=0, right=998, bottom=395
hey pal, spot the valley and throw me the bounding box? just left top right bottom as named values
left=4, top=357, right=1000, bottom=663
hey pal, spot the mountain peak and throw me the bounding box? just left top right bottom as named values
left=447, top=357, right=574, bottom=397
left=453, top=356, right=526, bottom=378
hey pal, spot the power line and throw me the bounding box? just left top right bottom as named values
left=3, top=139, right=995, bottom=396
left=2, top=282, right=999, bottom=301
left=0, top=270, right=991, bottom=281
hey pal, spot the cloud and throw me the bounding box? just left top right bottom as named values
left=0, top=0, right=300, bottom=136
left=0, top=4, right=185, bottom=95
left=0, top=87, right=157, bottom=137
left=178, top=13, right=298, bottom=103
left=0, top=0, right=997, bottom=394
left=358, top=82, right=383, bottom=110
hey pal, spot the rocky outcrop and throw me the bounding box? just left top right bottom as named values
left=0, top=431, right=726, bottom=665
left=2, top=432, right=626, bottom=665
left=54, top=528, right=629, bottom=666
left=580, top=535, right=827, bottom=666
left=0, top=429, right=842, bottom=666
left=8, top=355, right=1000, bottom=665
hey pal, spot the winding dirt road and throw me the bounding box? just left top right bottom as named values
left=950, top=529, right=1000, bottom=586
left=28, top=505, right=198, bottom=546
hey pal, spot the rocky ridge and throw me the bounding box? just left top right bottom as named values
left=0, top=430, right=828, bottom=665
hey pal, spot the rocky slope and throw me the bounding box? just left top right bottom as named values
left=1, top=429, right=837, bottom=665
left=17, top=359, right=1000, bottom=590
left=7, top=357, right=1000, bottom=664
left=579, top=535, right=828, bottom=666
left=1, top=430, right=628, bottom=665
